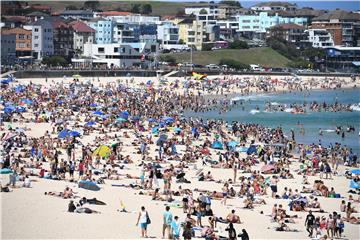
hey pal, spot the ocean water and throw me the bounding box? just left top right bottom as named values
left=186, top=88, right=360, bottom=155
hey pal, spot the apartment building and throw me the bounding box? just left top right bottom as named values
left=69, top=21, right=95, bottom=54
left=88, top=18, right=113, bottom=44
left=1, top=27, right=32, bottom=57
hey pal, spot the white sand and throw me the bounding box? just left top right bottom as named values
left=1, top=74, right=360, bottom=239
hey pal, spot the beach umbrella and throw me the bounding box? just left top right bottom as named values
left=260, top=164, right=275, bottom=173
left=92, top=111, right=104, bottom=116
left=89, top=103, right=97, bottom=107
left=69, top=130, right=80, bottom=137
left=116, top=117, right=127, bottom=122
left=349, top=180, right=360, bottom=189
left=14, top=85, right=24, bottom=93
left=211, top=141, right=223, bottom=150
left=85, top=121, right=95, bottom=127
left=15, top=106, right=26, bottom=113
left=72, top=74, right=81, bottom=79
left=58, top=129, right=69, bottom=139
left=148, top=118, right=156, bottom=123
left=92, top=145, right=111, bottom=157
left=132, top=116, right=140, bottom=121
left=163, top=116, right=173, bottom=122
left=0, top=168, right=13, bottom=174
left=228, top=141, right=239, bottom=148
left=119, top=111, right=129, bottom=119
left=1, top=79, right=10, bottom=85
left=350, top=169, right=360, bottom=175
left=3, top=106, right=15, bottom=114
left=237, top=146, right=249, bottom=153
left=21, top=98, right=33, bottom=105
left=173, top=127, right=182, bottom=133
left=151, top=127, right=159, bottom=134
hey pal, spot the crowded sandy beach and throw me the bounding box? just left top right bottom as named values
left=1, top=73, right=360, bottom=240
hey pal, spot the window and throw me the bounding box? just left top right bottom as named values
left=99, top=24, right=102, bottom=27
left=19, top=34, right=25, bottom=39
left=98, top=47, right=104, bottom=53
left=34, top=28, right=39, bottom=32
left=242, top=20, right=250, bottom=23
left=114, top=47, right=118, bottom=52
left=19, top=43, right=25, bottom=48
left=34, top=35, right=39, bottom=39
left=34, top=44, right=39, bottom=47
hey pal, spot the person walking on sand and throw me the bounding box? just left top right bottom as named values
left=163, top=206, right=173, bottom=239
left=136, top=206, right=149, bottom=238
left=221, top=183, right=229, bottom=205
left=305, top=210, right=315, bottom=238
left=270, top=175, right=279, bottom=198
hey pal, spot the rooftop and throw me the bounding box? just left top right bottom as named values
left=61, top=10, right=93, bottom=15
left=313, top=10, right=360, bottom=21
left=271, top=23, right=305, bottom=30
left=69, top=21, right=95, bottom=33
left=96, top=11, right=132, bottom=16
left=253, top=1, right=297, bottom=7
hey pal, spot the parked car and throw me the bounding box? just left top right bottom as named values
left=205, top=64, right=220, bottom=70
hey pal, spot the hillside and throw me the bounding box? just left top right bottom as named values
left=163, top=48, right=292, bottom=68
left=28, top=1, right=201, bottom=16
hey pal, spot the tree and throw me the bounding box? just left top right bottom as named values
left=178, top=39, right=185, bottom=44
left=202, top=43, right=213, bottom=51
left=131, top=4, right=141, bottom=13
left=66, top=5, right=79, bottom=10
left=219, top=1, right=242, bottom=8
left=84, top=1, right=100, bottom=11
left=141, top=4, right=152, bottom=14
left=42, top=56, right=68, bottom=67
left=160, top=55, right=176, bottom=64
left=219, top=59, right=249, bottom=70
left=199, top=9, right=208, bottom=14
left=229, top=40, right=248, bottom=49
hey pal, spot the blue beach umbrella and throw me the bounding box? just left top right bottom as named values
left=132, top=116, right=140, bottom=121
left=85, top=121, right=95, bottom=126
left=58, top=129, right=69, bottom=138
left=173, top=127, right=182, bottom=133
left=89, top=103, right=97, bottom=107
left=69, top=130, right=80, bottom=137
left=92, top=111, right=104, bottom=116
left=148, top=118, right=156, bottom=122
left=15, top=106, right=26, bottom=113
left=350, top=169, right=360, bottom=175
left=163, top=116, right=173, bottom=122
left=228, top=141, right=239, bottom=148
left=116, top=117, right=127, bottom=122
left=21, top=98, right=33, bottom=105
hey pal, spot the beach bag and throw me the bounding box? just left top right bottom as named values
left=146, top=212, right=151, bottom=224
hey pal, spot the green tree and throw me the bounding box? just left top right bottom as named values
left=84, top=1, right=100, bottom=11
left=219, top=0, right=242, bottom=8
left=178, top=39, right=185, bottom=44
left=229, top=40, right=248, bottom=49
left=131, top=4, right=141, bottom=13
left=141, top=4, right=152, bottom=14
left=219, top=59, right=249, bottom=70
left=199, top=9, right=208, bottom=14
left=160, top=55, right=176, bottom=64
left=287, top=59, right=311, bottom=69
left=202, top=43, right=213, bottom=51
left=42, top=56, right=68, bottom=67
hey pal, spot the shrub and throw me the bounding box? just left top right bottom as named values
left=229, top=40, right=248, bottom=49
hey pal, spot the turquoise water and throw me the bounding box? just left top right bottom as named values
left=186, top=89, right=360, bottom=155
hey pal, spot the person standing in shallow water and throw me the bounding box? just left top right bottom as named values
left=136, top=206, right=149, bottom=238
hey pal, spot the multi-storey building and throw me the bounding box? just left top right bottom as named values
left=24, top=19, right=54, bottom=60
left=268, top=23, right=305, bottom=43
left=157, top=21, right=179, bottom=45
left=251, top=2, right=297, bottom=12
left=0, top=33, right=16, bottom=63
left=69, top=21, right=95, bottom=54
left=302, top=29, right=334, bottom=48
left=88, top=18, right=113, bottom=44
left=51, top=19, right=74, bottom=57
left=1, top=27, right=32, bottom=57
left=311, top=10, right=360, bottom=47
left=60, top=10, right=94, bottom=20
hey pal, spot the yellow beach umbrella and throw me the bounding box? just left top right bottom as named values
left=92, top=145, right=111, bottom=157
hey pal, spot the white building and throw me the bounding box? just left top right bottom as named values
left=109, top=14, right=159, bottom=24
left=185, top=4, right=221, bottom=18
left=72, top=42, right=158, bottom=68
left=306, top=29, right=334, bottom=48
left=24, top=19, right=54, bottom=60
left=157, top=21, right=179, bottom=45
left=251, top=2, right=297, bottom=12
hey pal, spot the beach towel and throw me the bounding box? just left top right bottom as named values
left=350, top=180, right=360, bottom=189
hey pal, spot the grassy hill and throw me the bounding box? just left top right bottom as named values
left=162, top=47, right=292, bottom=68
left=29, top=1, right=198, bottom=16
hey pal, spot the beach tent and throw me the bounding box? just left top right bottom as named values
left=211, top=141, right=223, bottom=150
left=173, top=127, right=182, bottom=133
left=163, top=116, right=174, bottom=123
left=119, top=111, right=129, bottom=119
left=92, top=145, right=111, bottom=157
left=247, top=145, right=257, bottom=155
left=350, top=169, right=360, bottom=175
left=92, top=111, right=104, bottom=116
left=78, top=180, right=100, bottom=191
left=58, top=129, right=70, bottom=139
